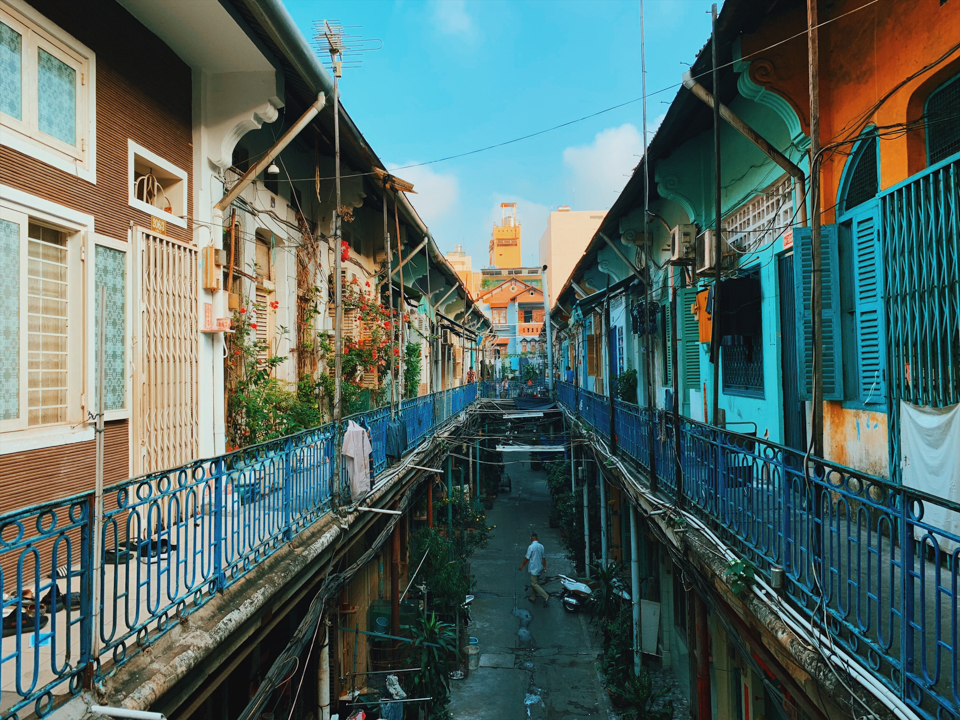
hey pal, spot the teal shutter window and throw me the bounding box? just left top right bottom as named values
left=679, top=288, right=701, bottom=395
left=851, top=208, right=886, bottom=404
left=37, top=48, right=76, bottom=146
left=95, top=246, right=126, bottom=411
left=0, top=218, right=19, bottom=420
left=793, top=225, right=844, bottom=400
left=0, top=21, right=22, bottom=121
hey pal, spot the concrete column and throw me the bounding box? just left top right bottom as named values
left=318, top=626, right=330, bottom=720
left=582, top=466, right=590, bottom=578
left=599, top=470, right=608, bottom=567
left=391, top=510, right=401, bottom=638
left=630, top=504, right=642, bottom=674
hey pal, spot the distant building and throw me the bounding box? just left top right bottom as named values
left=489, top=202, right=522, bottom=268
left=538, top=206, right=605, bottom=302
left=446, top=244, right=480, bottom=297
left=477, top=278, right=545, bottom=378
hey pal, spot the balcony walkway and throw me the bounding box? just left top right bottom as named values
left=0, top=386, right=476, bottom=720
left=557, top=382, right=960, bottom=720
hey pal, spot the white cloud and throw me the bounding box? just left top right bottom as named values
left=388, top=163, right=460, bottom=227
left=562, top=123, right=644, bottom=211
left=432, top=0, right=474, bottom=37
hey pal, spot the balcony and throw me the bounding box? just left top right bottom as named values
left=0, top=385, right=479, bottom=719
left=556, top=381, right=960, bottom=720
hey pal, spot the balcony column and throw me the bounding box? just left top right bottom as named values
left=630, top=504, right=642, bottom=674
left=318, top=625, right=330, bottom=720
left=582, top=465, right=591, bottom=578
left=599, top=469, right=608, bottom=567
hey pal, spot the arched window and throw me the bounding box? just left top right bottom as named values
left=840, top=135, right=878, bottom=214
left=926, top=74, right=960, bottom=165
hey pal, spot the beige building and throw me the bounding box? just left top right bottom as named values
left=446, top=244, right=480, bottom=298
left=538, top=206, right=605, bottom=301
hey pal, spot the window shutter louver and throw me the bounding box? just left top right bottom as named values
left=664, top=303, right=673, bottom=387
left=852, top=210, right=886, bottom=403
left=793, top=225, right=844, bottom=400
left=679, top=288, right=701, bottom=395
left=587, top=334, right=597, bottom=376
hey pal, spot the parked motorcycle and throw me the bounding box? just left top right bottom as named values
left=556, top=574, right=592, bottom=613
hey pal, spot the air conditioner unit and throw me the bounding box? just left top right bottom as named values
left=670, top=224, right=697, bottom=262
left=695, top=229, right=734, bottom=275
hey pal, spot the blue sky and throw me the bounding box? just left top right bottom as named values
left=287, top=0, right=720, bottom=267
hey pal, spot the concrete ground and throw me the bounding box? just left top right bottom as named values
left=449, top=452, right=613, bottom=720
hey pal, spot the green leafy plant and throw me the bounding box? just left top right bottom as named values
left=588, top=562, right=630, bottom=633
left=612, top=668, right=676, bottom=720
left=724, top=558, right=757, bottom=596
left=404, top=341, right=422, bottom=399
left=615, top=369, right=639, bottom=402
left=409, top=612, right=458, bottom=720
left=411, top=528, right=471, bottom=619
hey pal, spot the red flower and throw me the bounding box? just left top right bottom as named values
left=393, top=347, right=400, bottom=356
left=239, top=308, right=246, bottom=314
left=403, top=313, right=410, bottom=322
left=372, top=350, right=378, bottom=360
left=385, top=321, right=391, bottom=330
left=269, top=300, right=279, bottom=310
left=250, top=322, right=258, bottom=329
left=365, top=281, right=371, bottom=288
left=234, top=350, right=241, bottom=356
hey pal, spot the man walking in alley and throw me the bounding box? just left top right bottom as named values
left=520, top=532, right=549, bottom=607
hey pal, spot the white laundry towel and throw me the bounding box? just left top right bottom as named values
left=342, top=420, right=372, bottom=501
left=899, top=401, right=960, bottom=550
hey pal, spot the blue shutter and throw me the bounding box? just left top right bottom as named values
left=679, top=288, right=701, bottom=393
left=851, top=206, right=886, bottom=404
left=664, top=303, right=673, bottom=387
left=793, top=225, right=844, bottom=400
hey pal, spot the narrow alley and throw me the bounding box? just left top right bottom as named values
left=449, top=451, right=608, bottom=720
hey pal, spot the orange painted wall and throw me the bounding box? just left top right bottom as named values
left=741, top=0, right=960, bottom=222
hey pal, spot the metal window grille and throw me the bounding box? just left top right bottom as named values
left=927, top=75, right=960, bottom=165
left=721, top=341, right=764, bottom=396
left=843, top=137, right=879, bottom=212
left=723, top=176, right=794, bottom=252
left=26, top=223, right=68, bottom=426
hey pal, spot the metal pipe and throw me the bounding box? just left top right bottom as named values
left=90, top=708, right=166, bottom=720
left=391, top=505, right=400, bottom=638
left=91, top=287, right=106, bottom=664
left=603, top=288, right=617, bottom=455
left=427, top=476, right=434, bottom=529
left=384, top=194, right=396, bottom=418
left=215, top=95, right=326, bottom=213
left=630, top=504, right=642, bottom=674
left=598, top=231, right=645, bottom=283
left=808, top=0, right=824, bottom=455
left=680, top=72, right=804, bottom=182
left=671, top=276, right=684, bottom=508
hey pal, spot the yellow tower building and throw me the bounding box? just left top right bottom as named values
left=489, top=202, right=522, bottom=268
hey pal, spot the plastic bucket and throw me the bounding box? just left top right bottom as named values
left=464, top=644, right=480, bottom=670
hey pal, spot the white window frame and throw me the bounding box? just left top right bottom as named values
left=0, top=184, right=94, bottom=453
left=0, top=0, right=96, bottom=183
left=127, top=140, right=188, bottom=229
left=85, top=232, right=131, bottom=422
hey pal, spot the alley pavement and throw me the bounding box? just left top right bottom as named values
left=449, top=452, right=612, bottom=720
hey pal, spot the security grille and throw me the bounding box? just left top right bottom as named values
left=136, top=229, right=199, bottom=473
left=721, top=342, right=764, bottom=396
left=723, top=176, right=794, bottom=252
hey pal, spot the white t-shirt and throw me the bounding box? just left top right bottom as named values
left=525, top=541, right=545, bottom=576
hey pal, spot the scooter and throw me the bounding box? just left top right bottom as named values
left=556, top=574, right=593, bottom=613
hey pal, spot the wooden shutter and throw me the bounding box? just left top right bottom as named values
left=587, top=334, right=597, bottom=376
left=794, top=225, right=843, bottom=400
left=255, top=286, right=272, bottom=364
left=851, top=207, right=886, bottom=403
left=679, top=288, right=701, bottom=394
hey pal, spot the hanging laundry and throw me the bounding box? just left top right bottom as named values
left=899, top=401, right=960, bottom=551
left=386, top=418, right=408, bottom=459
left=342, top=420, right=373, bottom=501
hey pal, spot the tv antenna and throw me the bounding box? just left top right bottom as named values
left=312, top=20, right=382, bottom=76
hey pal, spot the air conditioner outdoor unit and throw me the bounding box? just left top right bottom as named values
left=670, top=224, right=697, bottom=262
left=695, top=229, right=734, bottom=275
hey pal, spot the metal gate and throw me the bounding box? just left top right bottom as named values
left=133, top=227, right=199, bottom=473
left=778, top=252, right=806, bottom=451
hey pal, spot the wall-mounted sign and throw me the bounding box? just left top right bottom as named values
left=151, top=216, right=167, bottom=235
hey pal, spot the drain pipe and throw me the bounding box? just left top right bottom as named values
left=90, top=708, right=166, bottom=720
left=680, top=71, right=807, bottom=226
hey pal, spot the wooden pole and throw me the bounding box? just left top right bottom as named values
left=808, top=0, right=824, bottom=456
left=710, top=3, right=723, bottom=427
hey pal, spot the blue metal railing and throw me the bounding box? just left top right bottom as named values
left=556, top=381, right=960, bottom=720
left=0, top=384, right=478, bottom=719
